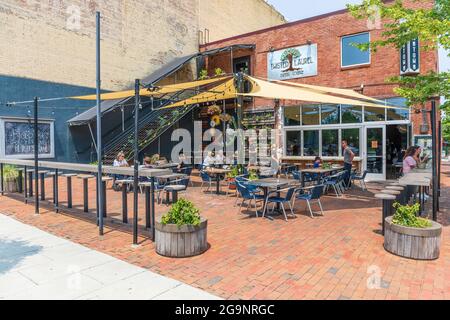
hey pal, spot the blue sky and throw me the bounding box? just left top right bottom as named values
left=267, top=0, right=449, bottom=74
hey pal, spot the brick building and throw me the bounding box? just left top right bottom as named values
left=200, top=1, right=438, bottom=180
left=0, top=0, right=285, bottom=163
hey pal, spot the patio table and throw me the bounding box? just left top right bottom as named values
left=300, top=166, right=344, bottom=187
left=399, top=173, right=431, bottom=216
left=206, top=168, right=231, bottom=195
left=248, top=178, right=295, bottom=220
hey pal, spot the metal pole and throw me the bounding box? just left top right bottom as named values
left=133, top=79, right=141, bottom=245
left=431, top=100, right=438, bottom=221
left=438, top=118, right=442, bottom=210
left=96, top=11, right=104, bottom=236
left=34, top=97, right=39, bottom=214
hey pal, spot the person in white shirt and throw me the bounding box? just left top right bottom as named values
left=203, top=151, right=216, bottom=168
left=113, top=151, right=129, bottom=167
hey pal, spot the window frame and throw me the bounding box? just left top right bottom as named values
left=341, top=32, right=371, bottom=68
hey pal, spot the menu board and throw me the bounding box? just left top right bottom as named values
left=1, top=119, right=54, bottom=158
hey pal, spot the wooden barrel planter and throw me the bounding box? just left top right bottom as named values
left=4, top=179, right=18, bottom=193
left=155, top=218, right=208, bottom=258
left=384, top=216, right=442, bottom=260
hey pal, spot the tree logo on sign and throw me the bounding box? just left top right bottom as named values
left=280, top=48, right=301, bottom=72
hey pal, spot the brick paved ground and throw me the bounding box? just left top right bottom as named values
left=1, top=165, right=449, bottom=300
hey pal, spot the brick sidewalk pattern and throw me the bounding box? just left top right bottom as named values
left=1, top=166, right=449, bottom=300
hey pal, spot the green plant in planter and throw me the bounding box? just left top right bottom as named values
left=2, top=165, right=18, bottom=181
left=392, top=202, right=432, bottom=228
left=226, top=166, right=240, bottom=179
left=161, top=198, right=201, bottom=227
left=198, top=69, right=209, bottom=80
left=248, top=170, right=259, bottom=181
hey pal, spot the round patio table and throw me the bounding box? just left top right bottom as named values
left=248, top=178, right=294, bottom=220
left=206, top=168, right=231, bottom=195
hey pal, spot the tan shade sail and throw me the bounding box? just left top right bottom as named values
left=243, top=76, right=406, bottom=110
left=272, top=78, right=386, bottom=104
left=70, top=76, right=232, bottom=101
left=160, top=79, right=237, bottom=109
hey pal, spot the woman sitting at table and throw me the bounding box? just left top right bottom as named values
left=313, top=156, right=322, bottom=168
left=112, top=151, right=129, bottom=190
left=402, top=146, right=418, bottom=174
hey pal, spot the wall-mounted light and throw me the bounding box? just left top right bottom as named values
left=307, top=40, right=312, bottom=45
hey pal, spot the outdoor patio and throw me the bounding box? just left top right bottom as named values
left=0, top=165, right=449, bottom=300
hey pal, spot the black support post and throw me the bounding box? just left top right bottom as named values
left=150, top=177, right=155, bottom=241
left=0, top=163, right=3, bottom=196
left=431, top=100, right=438, bottom=221
left=67, top=176, right=73, bottom=208
left=102, top=180, right=107, bottom=218
left=132, top=79, right=140, bottom=245
left=24, top=166, right=28, bottom=203
left=145, top=186, right=150, bottom=229
left=54, top=169, right=59, bottom=213
left=28, top=170, right=33, bottom=197
left=40, top=172, right=45, bottom=201
left=122, top=183, right=128, bottom=224
left=83, top=179, right=89, bottom=213
left=34, top=96, right=39, bottom=215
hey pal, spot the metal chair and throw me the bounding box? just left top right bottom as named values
left=263, top=187, right=297, bottom=221
left=323, top=174, right=343, bottom=197
left=294, top=185, right=325, bottom=218
left=351, top=170, right=368, bottom=190
left=200, top=171, right=213, bottom=192
left=236, top=181, right=265, bottom=217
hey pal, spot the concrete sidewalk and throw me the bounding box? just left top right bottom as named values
left=0, top=214, right=220, bottom=300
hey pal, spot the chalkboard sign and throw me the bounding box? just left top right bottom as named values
left=1, top=119, right=54, bottom=158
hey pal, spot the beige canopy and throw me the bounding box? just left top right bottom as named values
left=272, top=78, right=385, bottom=104
left=70, top=76, right=232, bottom=101
left=244, top=76, right=405, bottom=109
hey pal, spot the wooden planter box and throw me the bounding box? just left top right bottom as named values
left=384, top=216, right=442, bottom=260
left=155, top=218, right=208, bottom=258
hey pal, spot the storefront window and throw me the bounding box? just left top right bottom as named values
left=387, top=108, right=409, bottom=121
left=342, top=128, right=360, bottom=156
left=284, top=106, right=301, bottom=126
left=321, top=104, right=340, bottom=125
left=302, top=105, right=320, bottom=125
left=322, top=129, right=339, bottom=156
left=342, top=105, right=363, bottom=123
left=341, top=32, right=371, bottom=67
left=285, top=131, right=301, bottom=156
left=364, top=106, right=386, bottom=122
left=303, top=130, right=319, bottom=156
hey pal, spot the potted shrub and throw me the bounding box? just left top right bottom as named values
left=2, top=165, right=19, bottom=193
left=226, top=166, right=240, bottom=190
left=155, top=198, right=208, bottom=258
left=384, top=202, right=442, bottom=260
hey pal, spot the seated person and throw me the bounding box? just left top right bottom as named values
left=142, top=156, right=153, bottom=168
left=313, top=156, right=322, bottom=168
left=203, top=151, right=216, bottom=168
left=112, top=151, right=129, bottom=189
left=176, top=153, right=188, bottom=172
left=215, top=150, right=225, bottom=166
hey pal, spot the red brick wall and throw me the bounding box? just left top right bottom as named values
left=200, top=0, right=438, bottom=135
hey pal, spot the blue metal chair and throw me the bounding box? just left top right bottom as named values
left=263, top=187, right=297, bottom=221
left=323, top=174, right=343, bottom=197
left=351, top=170, right=368, bottom=190
left=292, top=171, right=301, bottom=181
left=236, top=181, right=265, bottom=217
left=200, top=171, right=213, bottom=192
left=282, top=165, right=297, bottom=178
left=294, top=185, right=325, bottom=218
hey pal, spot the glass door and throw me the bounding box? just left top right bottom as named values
left=364, top=126, right=386, bottom=180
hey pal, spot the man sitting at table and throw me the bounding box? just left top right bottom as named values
left=203, top=151, right=216, bottom=168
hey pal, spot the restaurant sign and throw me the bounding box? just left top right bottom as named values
left=400, top=38, right=420, bottom=75
left=267, top=44, right=318, bottom=80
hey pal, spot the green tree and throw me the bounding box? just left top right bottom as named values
left=347, top=0, right=450, bottom=113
